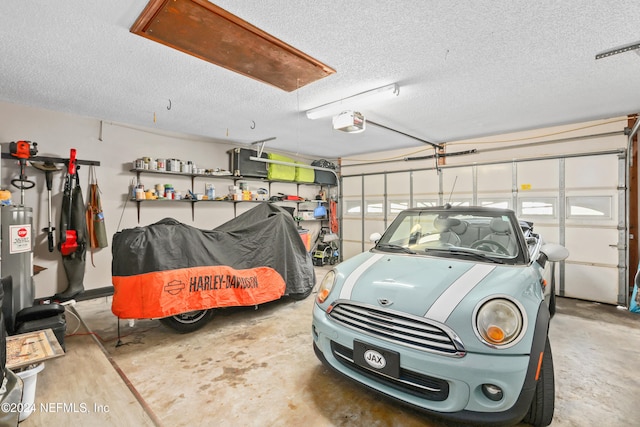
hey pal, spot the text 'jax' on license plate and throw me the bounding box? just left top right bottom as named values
left=353, top=340, right=400, bottom=378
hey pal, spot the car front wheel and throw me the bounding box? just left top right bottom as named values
left=159, top=309, right=215, bottom=333
left=523, top=336, right=555, bottom=426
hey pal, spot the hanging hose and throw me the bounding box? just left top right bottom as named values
left=330, top=199, right=338, bottom=233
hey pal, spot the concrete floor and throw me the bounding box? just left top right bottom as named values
left=19, top=266, right=640, bottom=426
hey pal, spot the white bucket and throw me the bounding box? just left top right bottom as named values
left=15, top=363, right=45, bottom=422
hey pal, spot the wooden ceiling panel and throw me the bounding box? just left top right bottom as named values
left=130, top=0, right=335, bottom=91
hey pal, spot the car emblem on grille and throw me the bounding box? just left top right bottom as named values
left=377, top=298, right=393, bottom=307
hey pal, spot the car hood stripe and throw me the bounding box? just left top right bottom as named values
left=423, top=264, right=496, bottom=322
left=339, top=253, right=386, bottom=299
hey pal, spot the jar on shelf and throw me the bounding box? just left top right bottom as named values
left=164, top=184, right=174, bottom=199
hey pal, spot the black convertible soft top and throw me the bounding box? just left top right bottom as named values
left=112, top=203, right=315, bottom=297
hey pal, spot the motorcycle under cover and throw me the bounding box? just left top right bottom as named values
left=111, top=203, right=315, bottom=319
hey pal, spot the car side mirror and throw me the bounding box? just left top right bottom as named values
left=540, top=243, right=569, bottom=262
left=369, top=232, right=382, bottom=243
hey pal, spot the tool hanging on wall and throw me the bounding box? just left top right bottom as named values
left=59, top=149, right=79, bottom=256
left=329, top=199, right=339, bottom=234
left=85, top=165, right=108, bottom=267
left=55, top=148, right=87, bottom=301
left=9, top=140, right=38, bottom=205
left=31, top=161, right=62, bottom=252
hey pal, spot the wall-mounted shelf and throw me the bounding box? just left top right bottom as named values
left=130, top=168, right=333, bottom=223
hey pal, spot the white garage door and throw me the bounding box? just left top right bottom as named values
left=341, top=150, right=628, bottom=305
left=514, top=154, right=625, bottom=304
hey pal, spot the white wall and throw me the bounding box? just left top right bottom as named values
left=0, top=100, right=318, bottom=298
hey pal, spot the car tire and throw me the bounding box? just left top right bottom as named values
left=159, top=309, right=215, bottom=333
left=523, top=336, right=555, bottom=427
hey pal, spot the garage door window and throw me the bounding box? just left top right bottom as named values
left=479, top=199, right=511, bottom=209
left=518, top=198, right=556, bottom=217
left=414, top=200, right=438, bottom=208
left=449, top=200, right=471, bottom=207
left=345, top=200, right=361, bottom=216
left=567, top=196, right=612, bottom=218
left=389, top=200, right=409, bottom=214
left=366, top=200, right=384, bottom=216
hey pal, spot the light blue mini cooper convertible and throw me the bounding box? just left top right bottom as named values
left=312, top=205, right=568, bottom=426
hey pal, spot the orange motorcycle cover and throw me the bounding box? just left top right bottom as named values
left=112, top=265, right=286, bottom=319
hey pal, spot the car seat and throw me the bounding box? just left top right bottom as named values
left=484, top=218, right=517, bottom=254
left=434, top=217, right=462, bottom=245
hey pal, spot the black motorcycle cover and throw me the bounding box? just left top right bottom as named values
left=111, top=203, right=315, bottom=319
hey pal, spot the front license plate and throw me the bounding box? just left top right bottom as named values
left=353, top=340, right=400, bottom=378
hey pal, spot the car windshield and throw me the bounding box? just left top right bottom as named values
left=374, top=208, right=525, bottom=264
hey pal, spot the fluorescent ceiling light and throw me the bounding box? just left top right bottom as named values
left=306, top=83, right=400, bottom=120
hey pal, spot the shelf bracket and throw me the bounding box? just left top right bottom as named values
left=250, top=137, right=276, bottom=157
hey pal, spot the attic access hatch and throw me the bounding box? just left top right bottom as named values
left=130, top=0, right=336, bottom=91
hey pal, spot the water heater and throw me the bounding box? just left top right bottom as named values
left=1, top=205, right=35, bottom=329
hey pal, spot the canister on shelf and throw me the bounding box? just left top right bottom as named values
left=205, top=184, right=215, bottom=200
left=164, top=184, right=174, bottom=199
left=156, top=158, right=166, bottom=171
left=135, top=188, right=145, bottom=200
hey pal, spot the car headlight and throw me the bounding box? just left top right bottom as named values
left=475, top=298, right=524, bottom=348
left=316, top=270, right=336, bottom=304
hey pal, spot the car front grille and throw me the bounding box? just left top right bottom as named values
left=328, top=301, right=465, bottom=357
left=330, top=341, right=450, bottom=401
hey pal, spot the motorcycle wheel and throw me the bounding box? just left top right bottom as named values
left=159, top=309, right=215, bottom=333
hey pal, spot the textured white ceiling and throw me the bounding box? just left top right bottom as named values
left=1, top=1, right=640, bottom=159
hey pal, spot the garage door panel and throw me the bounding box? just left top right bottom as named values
left=387, top=172, right=410, bottom=198
left=342, top=241, right=364, bottom=260
left=342, top=217, right=362, bottom=241
left=412, top=170, right=439, bottom=198
left=342, top=176, right=362, bottom=196
left=365, top=219, right=385, bottom=238
left=565, top=155, right=618, bottom=188
left=477, top=163, right=512, bottom=192
left=517, top=159, right=559, bottom=191
left=530, top=224, right=560, bottom=245
left=564, top=227, right=618, bottom=265
left=364, top=175, right=385, bottom=197
left=443, top=167, right=473, bottom=192
left=563, top=264, right=618, bottom=304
